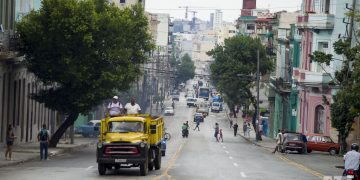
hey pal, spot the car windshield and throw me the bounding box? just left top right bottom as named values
left=108, top=121, right=144, bottom=133
left=213, top=103, right=220, bottom=106
left=166, top=107, right=173, bottom=110
left=187, top=98, right=196, bottom=102
left=286, top=134, right=301, bottom=141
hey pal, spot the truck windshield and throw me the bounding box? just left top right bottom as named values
left=108, top=121, right=144, bottom=133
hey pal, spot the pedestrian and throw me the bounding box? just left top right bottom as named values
left=246, top=122, right=251, bottom=137
left=214, top=123, right=219, bottom=142
left=5, top=124, right=16, bottom=161
left=193, top=119, right=200, bottom=131
left=229, top=119, right=233, bottom=128
left=243, top=122, right=248, bottom=137
left=38, top=124, right=50, bottom=160
left=125, top=97, right=142, bottom=114
left=259, top=123, right=263, bottom=136
left=301, top=133, right=308, bottom=154
left=272, top=129, right=285, bottom=154
left=233, top=123, right=239, bottom=136
left=218, top=129, right=223, bottom=142
left=107, top=96, right=123, bottom=117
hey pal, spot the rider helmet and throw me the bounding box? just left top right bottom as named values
left=351, top=143, right=359, bottom=151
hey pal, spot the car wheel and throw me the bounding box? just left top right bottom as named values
left=329, top=148, right=337, bottom=155
left=307, top=149, right=312, bottom=153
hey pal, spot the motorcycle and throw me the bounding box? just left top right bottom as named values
left=182, top=129, right=189, bottom=138
left=344, top=169, right=358, bottom=180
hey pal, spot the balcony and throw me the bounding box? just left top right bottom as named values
left=0, top=32, right=21, bottom=60
left=293, top=68, right=332, bottom=86
left=297, top=13, right=334, bottom=30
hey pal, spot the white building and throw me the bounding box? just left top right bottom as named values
left=108, top=0, right=145, bottom=8
left=213, top=10, right=223, bottom=30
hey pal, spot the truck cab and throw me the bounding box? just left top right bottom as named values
left=96, top=115, right=164, bottom=176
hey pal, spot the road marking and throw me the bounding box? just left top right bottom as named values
left=276, top=154, right=324, bottom=179
left=86, top=166, right=93, bottom=171
left=153, top=141, right=186, bottom=180
left=225, top=150, right=229, bottom=154
left=233, top=163, right=238, bottom=167
left=240, top=172, right=247, bottom=178
left=229, top=156, right=233, bottom=160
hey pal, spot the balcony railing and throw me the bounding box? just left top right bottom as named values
left=297, top=13, right=334, bottom=30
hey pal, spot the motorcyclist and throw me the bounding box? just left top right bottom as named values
left=172, top=101, right=175, bottom=109
left=344, top=143, right=360, bottom=178
left=182, top=123, right=188, bottom=138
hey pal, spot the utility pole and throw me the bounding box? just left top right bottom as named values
left=256, top=50, right=261, bottom=141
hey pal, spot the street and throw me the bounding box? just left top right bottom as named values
left=0, top=91, right=328, bottom=180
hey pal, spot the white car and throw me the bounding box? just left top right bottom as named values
left=164, top=107, right=174, bottom=116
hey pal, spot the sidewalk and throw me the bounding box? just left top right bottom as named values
left=0, top=136, right=96, bottom=168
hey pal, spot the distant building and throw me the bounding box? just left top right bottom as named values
left=213, top=10, right=223, bottom=30
left=210, top=13, right=214, bottom=30
left=108, top=0, right=145, bottom=8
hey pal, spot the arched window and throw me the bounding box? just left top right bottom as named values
left=314, top=105, right=325, bottom=134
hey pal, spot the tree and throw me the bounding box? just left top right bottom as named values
left=17, top=0, right=153, bottom=147
left=207, top=35, right=273, bottom=111
left=175, top=53, right=195, bottom=86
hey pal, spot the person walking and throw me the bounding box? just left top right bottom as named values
left=214, top=123, right=219, bottom=142
left=5, top=124, right=16, bottom=160
left=246, top=122, right=251, bottom=137
left=38, top=124, right=50, bottom=160
left=229, top=119, right=233, bottom=128
left=218, top=129, right=223, bottom=142
left=301, top=133, right=308, bottom=154
left=272, top=129, right=285, bottom=154
left=243, top=122, right=248, bottom=137
left=193, top=119, right=200, bottom=131
left=233, top=123, right=239, bottom=136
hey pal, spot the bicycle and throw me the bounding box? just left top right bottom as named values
left=164, top=128, right=171, bottom=141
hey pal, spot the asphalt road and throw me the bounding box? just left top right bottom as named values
left=0, top=91, right=322, bottom=180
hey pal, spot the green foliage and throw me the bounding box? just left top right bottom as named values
left=17, top=0, right=153, bottom=114
left=207, top=35, right=273, bottom=107
left=175, top=53, right=195, bottom=85
left=309, top=51, right=332, bottom=66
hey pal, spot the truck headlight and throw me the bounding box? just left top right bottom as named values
left=140, top=142, right=146, bottom=148
left=97, top=142, right=103, bottom=148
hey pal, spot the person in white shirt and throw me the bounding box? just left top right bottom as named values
left=125, top=97, right=141, bottom=114
left=344, top=143, right=360, bottom=177
left=272, top=129, right=285, bottom=153
left=107, top=96, right=123, bottom=117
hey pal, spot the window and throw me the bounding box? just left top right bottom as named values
left=108, top=121, right=144, bottom=133
left=314, top=105, right=325, bottom=134
left=120, top=0, right=125, bottom=3
left=246, top=24, right=255, bottom=30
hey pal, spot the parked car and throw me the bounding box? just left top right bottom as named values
left=164, top=107, right=174, bottom=116
left=193, top=113, right=204, bottom=122
left=186, top=97, right=197, bottom=107
left=172, top=91, right=180, bottom=101
left=306, top=134, right=340, bottom=155
left=77, top=120, right=101, bottom=137
left=211, top=102, right=221, bottom=113
left=282, top=132, right=305, bottom=154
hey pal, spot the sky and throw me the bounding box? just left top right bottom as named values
left=145, top=0, right=302, bottom=22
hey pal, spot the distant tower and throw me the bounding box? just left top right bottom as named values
left=210, top=13, right=214, bottom=29
left=241, top=0, right=256, bottom=16
left=213, top=10, right=223, bottom=30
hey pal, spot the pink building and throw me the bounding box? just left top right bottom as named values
left=294, top=0, right=350, bottom=136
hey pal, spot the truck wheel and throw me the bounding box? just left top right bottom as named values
left=98, top=163, right=106, bottom=175
left=148, top=161, right=154, bottom=171
left=140, top=158, right=149, bottom=176
left=154, top=148, right=162, bottom=170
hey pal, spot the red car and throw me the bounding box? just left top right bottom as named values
left=306, top=134, right=340, bottom=155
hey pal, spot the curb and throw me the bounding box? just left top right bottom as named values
left=0, top=141, right=95, bottom=168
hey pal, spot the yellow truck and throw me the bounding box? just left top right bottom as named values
left=96, top=114, right=164, bottom=176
